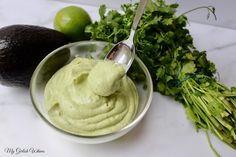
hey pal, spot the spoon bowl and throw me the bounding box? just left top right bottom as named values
left=105, top=0, right=148, bottom=71
left=105, top=42, right=135, bottom=71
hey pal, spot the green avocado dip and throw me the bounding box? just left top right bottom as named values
left=44, top=57, right=138, bottom=136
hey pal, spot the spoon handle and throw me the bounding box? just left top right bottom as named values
left=131, top=0, right=148, bottom=31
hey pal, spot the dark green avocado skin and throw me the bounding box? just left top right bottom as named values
left=0, top=25, right=69, bottom=87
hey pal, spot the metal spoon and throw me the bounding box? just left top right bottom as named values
left=105, top=0, right=148, bottom=72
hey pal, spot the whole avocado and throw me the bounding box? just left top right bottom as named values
left=0, top=25, right=69, bottom=87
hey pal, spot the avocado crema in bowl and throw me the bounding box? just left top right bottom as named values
left=30, top=41, right=153, bottom=144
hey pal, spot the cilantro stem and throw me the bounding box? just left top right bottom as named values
left=181, top=76, right=236, bottom=149
left=180, top=6, right=217, bottom=21
left=205, top=130, right=221, bottom=157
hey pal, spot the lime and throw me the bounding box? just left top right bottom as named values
left=54, top=6, right=92, bottom=41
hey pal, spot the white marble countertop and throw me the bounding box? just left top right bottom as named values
left=0, top=0, right=236, bottom=157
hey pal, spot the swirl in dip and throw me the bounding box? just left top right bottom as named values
left=44, top=57, right=138, bottom=136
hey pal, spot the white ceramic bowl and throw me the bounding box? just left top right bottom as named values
left=30, top=41, right=153, bottom=144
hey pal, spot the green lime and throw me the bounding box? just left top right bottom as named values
left=54, top=6, right=92, bottom=41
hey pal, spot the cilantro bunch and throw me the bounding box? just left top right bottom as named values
left=86, top=0, right=215, bottom=96
left=85, top=0, right=236, bottom=151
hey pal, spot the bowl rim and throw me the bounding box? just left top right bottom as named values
left=30, top=40, right=153, bottom=139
